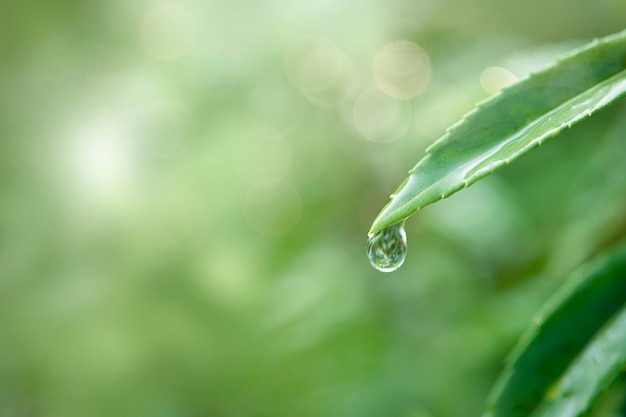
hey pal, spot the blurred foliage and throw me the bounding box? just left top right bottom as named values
left=1, top=0, right=626, bottom=416
left=485, top=244, right=626, bottom=417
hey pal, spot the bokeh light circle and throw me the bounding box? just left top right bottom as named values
left=140, top=2, right=196, bottom=61
left=480, top=66, right=518, bottom=95
left=284, top=36, right=357, bottom=107
left=373, top=40, right=431, bottom=99
left=353, top=86, right=412, bottom=143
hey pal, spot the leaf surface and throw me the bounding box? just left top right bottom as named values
left=530, top=304, right=626, bottom=417
left=370, top=30, right=626, bottom=235
left=483, top=244, right=626, bottom=417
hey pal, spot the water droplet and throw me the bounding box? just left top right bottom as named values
left=367, top=222, right=407, bottom=272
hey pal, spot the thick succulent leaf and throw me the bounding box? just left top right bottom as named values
left=483, top=244, right=626, bottom=417
left=369, top=29, right=626, bottom=235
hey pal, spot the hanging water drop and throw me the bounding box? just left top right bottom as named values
left=367, top=222, right=407, bottom=272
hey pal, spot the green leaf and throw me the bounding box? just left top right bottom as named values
left=483, top=244, right=626, bottom=417
left=369, top=29, right=626, bottom=235
left=531, top=305, right=626, bottom=417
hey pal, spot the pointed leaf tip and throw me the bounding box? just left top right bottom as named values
left=368, top=29, right=626, bottom=235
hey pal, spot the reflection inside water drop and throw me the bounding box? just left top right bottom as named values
left=367, top=222, right=407, bottom=272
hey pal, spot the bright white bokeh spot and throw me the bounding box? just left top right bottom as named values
left=480, top=66, right=518, bottom=95
left=140, top=2, right=196, bottom=61
left=70, top=121, right=133, bottom=197
left=284, top=36, right=357, bottom=107
left=56, top=72, right=173, bottom=214
left=243, top=178, right=302, bottom=236
left=373, top=40, right=431, bottom=99
left=353, top=86, right=412, bottom=143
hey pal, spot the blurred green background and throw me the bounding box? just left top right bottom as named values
left=2, top=0, right=626, bottom=416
